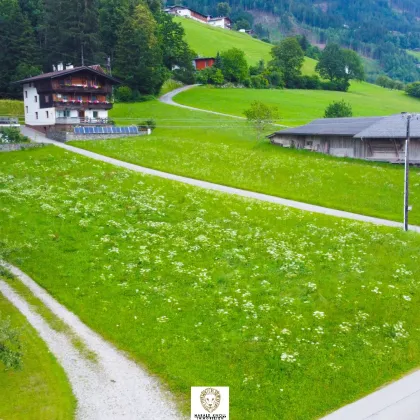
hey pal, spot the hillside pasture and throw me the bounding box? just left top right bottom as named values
left=174, top=83, right=420, bottom=126
left=71, top=99, right=420, bottom=225
left=2, top=147, right=420, bottom=419
left=176, top=17, right=317, bottom=74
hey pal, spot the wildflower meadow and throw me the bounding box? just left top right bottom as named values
left=2, top=147, right=420, bottom=419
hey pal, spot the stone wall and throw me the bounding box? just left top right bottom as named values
left=0, top=143, right=47, bottom=152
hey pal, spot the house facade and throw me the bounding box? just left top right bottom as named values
left=17, top=64, right=120, bottom=132
left=268, top=115, right=420, bottom=163
left=164, top=5, right=209, bottom=23
left=208, top=17, right=232, bottom=29
left=193, top=57, right=216, bottom=70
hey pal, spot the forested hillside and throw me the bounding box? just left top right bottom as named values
left=172, top=0, right=420, bottom=82
left=0, top=0, right=195, bottom=99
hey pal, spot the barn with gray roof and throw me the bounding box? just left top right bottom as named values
left=268, top=114, right=420, bottom=162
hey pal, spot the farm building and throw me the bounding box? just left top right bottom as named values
left=268, top=114, right=420, bottom=162
left=164, top=5, right=209, bottom=23
left=193, top=57, right=216, bottom=70
left=208, top=17, right=232, bottom=29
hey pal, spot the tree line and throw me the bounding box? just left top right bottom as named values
left=174, top=0, right=420, bottom=82
left=0, top=0, right=195, bottom=99
left=197, top=37, right=365, bottom=92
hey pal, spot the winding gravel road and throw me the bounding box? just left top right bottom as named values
left=0, top=262, right=181, bottom=420
left=159, top=84, right=290, bottom=127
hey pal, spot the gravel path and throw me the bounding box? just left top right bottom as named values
left=159, top=85, right=290, bottom=128
left=0, top=262, right=181, bottom=420
left=21, top=126, right=420, bottom=233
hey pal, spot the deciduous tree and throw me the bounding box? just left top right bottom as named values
left=270, top=38, right=304, bottom=85
left=244, top=101, right=279, bottom=140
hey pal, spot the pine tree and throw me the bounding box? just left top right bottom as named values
left=114, top=4, right=166, bottom=95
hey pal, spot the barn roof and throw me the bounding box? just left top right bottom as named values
left=355, top=114, right=420, bottom=138
left=268, top=117, right=384, bottom=138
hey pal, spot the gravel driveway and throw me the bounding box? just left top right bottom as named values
left=0, top=262, right=182, bottom=420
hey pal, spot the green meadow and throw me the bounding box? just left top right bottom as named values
left=176, top=17, right=317, bottom=74
left=0, top=285, right=75, bottom=419
left=70, top=98, right=420, bottom=225
left=175, top=83, right=420, bottom=126
left=2, top=146, right=420, bottom=419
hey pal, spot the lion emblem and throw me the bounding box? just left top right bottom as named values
left=200, top=388, right=221, bottom=413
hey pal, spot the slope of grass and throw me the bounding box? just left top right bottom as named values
left=177, top=17, right=317, bottom=74
left=0, top=100, right=24, bottom=117
left=0, top=287, right=75, bottom=419
left=2, top=146, right=420, bottom=419
left=72, top=99, right=420, bottom=225
left=174, top=82, right=420, bottom=126
left=407, top=50, right=420, bottom=61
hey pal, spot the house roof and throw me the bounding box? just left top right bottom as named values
left=269, top=114, right=420, bottom=140
left=15, top=65, right=120, bottom=85
left=355, top=114, right=420, bottom=138
left=208, top=17, right=231, bottom=22
left=164, top=5, right=208, bottom=18
left=194, top=57, right=216, bottom=61
left=268, top=117, right=384, bottom=138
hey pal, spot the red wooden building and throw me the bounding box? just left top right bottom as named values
left=193, top=57, right=216, bottom=71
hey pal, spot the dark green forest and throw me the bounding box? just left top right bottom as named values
left=171, top=0, right=420, bottom=82
left=0, top=0, right=195, bottom=98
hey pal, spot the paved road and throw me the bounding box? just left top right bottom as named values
left=159, top=85, right=290, bottom=128
left=21, top=126, right=420, bottom=233
left=322, top=369, right=420, bottom=419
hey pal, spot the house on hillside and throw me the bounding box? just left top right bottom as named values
left=208, top=17, right=232, bottom=29
left=193, top=57, right=216, bottom=70
left=268, top=114, right=420, bottom=162
left=16, top=63, right=149, bottom=141
left=164, top=5, right=209, bottom=23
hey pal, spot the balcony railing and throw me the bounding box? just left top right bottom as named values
left=52, top=82, right=112, bottom=94
left=53, top=101, right=113, bottom=110
left=56, top=117, right=111, bottom=125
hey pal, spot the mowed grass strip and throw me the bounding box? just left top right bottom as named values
left=71, top=100, right=420, bottom=225
left=2, top=146, right=420, bottom=419
left=176, top=16, right=317, bottom=73
left=0, top=282, right=75, bottom=419
left=174, top=83, right=420, bottom=126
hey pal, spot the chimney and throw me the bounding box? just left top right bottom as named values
left=66, top=63, right=74, bottom=70
left=52, top=65, right=57, bottom=72
left=57, top=62, right=64, bottom=71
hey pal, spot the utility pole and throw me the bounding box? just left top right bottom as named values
left=107, top=57, right=112, bottom=76
left=81, top=44, right=85, bottom=66
left=403, top=113, right=412, bottom=231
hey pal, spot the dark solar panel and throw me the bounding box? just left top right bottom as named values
left=74, top=127, right=83, bottom=134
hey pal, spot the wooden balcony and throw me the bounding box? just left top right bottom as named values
left=53, top=101, right=113, bottom=110
left=52, top=81, right=112, bottom=94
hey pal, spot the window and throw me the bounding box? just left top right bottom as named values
left=45, top=95, right=49, bottom=103
left=35, top=112, right=38, bottom=120
left=93, top=111, right=98, bottom=118
left=25, top=106, right=28, bottom=114
left=91, top=95, right=97, bottom=101
left=46, top=111, right=49, bottom=118
left=34, top=95, right=38, bottom=103
left=25, top=91, right=28, bottom=99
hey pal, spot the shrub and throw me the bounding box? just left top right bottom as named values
left=250, top=75, right=269, bottom=89
left=266, top=71, right=284, bottom=88
left=115, top=86, right=134, bottom=102
left=0, top=312, right=22, bottom=370
left=321, top=79, right=350, bottom=92
left=0, top=128, right=29, bottom=144
left=138, top=119, right=156, bottom=130
left=406, top=82, right=420, bottom=98
left=300, top=75, right=322, bottom=90
left=324, top=100, right=353, bottom=118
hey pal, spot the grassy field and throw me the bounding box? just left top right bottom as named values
left=0, top=100, right=24, bottom=118
left=174, top=83, right=420, bottom=126
left=407, top=50, right=420, bottom=61
left=2, top=146, right=420, bottom=419
left=0, top=285, right=75, bottom=419
left=176, top=17, right=317, bottom=74
left=70, top=99, right=420, bottom=225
